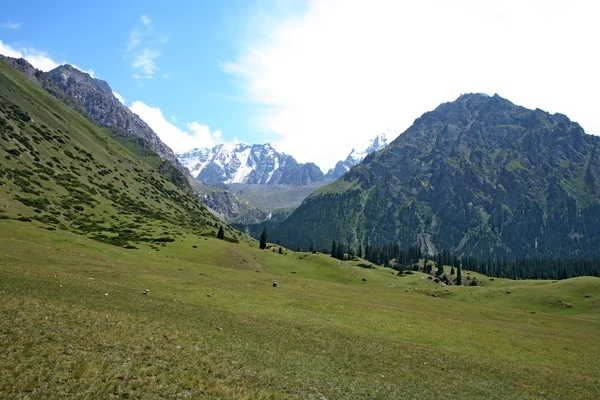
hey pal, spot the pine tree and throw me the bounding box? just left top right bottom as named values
left=331, top=241, right=337, bottom=258
left=456, top=265, right=463, bottom=285
left=450, top=266, right=455, bottom=275
left=259, top=227, right=268, bottom=250
left=278, top=247, right=283, bottom=254
left=217, top=225, right=225, bottom=240
left=436, top=254, right=444, bottom=276
left=437, top=259, right=444, bottom=276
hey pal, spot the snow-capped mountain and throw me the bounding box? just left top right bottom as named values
left=325, top=131, right=394, bottom=179
left=177, top=143, right=324, bottom=186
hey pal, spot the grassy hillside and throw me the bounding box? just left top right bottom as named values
left=0, top=60, right=235, bottom=246
left=1, top=220, right=599, bottom=399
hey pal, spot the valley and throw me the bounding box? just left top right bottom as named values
left=1, top=22, right=600, bottom=399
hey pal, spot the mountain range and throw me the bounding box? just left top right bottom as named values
left=10, top=53, right=600, bottom=261
left=0, top=54, right=393, bottom=224
left=177, top=134, right=392, bottom=186
left=270, top=93, right=600, bottom=259
left=177, top=143, right=324, bottom=186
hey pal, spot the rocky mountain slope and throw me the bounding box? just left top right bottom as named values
left=325, top=132, right=392, bottom=179
left=46, top=64, right=178, bottom=164
left=178, top=143, right=324, bottom=186
left=0, top=55, right=252, bottom=220
left=271, top=93, right=600, bottom=259
left=0, top=55, right=87, bottom=115
left=0, top=59, right=235, bottom=245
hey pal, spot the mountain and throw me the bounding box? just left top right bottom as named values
left=0, top=55, right=87, bottom=115
left=325, top=132, right=392, bottom=179
left=0, top=55, right=194, bottom=177
left=199, top=184, right=270, bottom=224
left=271, top=93, right=600, bottom=259
left=0, top=59, right=234, bottom=246
left=45, top=64, right=178, bottom=165
left=178, top=143, right=325, bottom=186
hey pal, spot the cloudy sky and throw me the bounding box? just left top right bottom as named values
left=1, top=0, right=599, bottom=170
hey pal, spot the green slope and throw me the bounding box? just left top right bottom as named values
left=0, top=60, right=234, bottom=246
left=1, top=220, right=599, bottom=399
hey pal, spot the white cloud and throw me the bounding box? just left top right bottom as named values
left=0, top=40, right=24, bottom=58
left=113, top=91, right=125, bottom=104
left=125, top=14, right=168, bottom=79
left=2, top=22, right=21, bottom=30
left=71, top=63, right=96, bottom=78
left=131, top=48, right=160, bottom=78
left=1, top=40, right=96, bottom=77
left=225, top=0, right=600, bottom=171
left=129, top=100, right=222, bottom=152
left=140, top=15, right=152, bottom=26
left=0, top=40, right=58, bottom=71
left=127, top=29, right=143, bottom=52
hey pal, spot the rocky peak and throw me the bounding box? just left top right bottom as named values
left=177, top=142, right=325, bottom=186
left=45, top=64, right=177, bottom=164
left=325, top=131, right=393, bottom=180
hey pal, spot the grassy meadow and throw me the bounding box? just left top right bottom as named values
left=1, top=220, right=599, bottom=399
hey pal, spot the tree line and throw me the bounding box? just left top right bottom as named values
left=329, top=241, right=600, bottom=280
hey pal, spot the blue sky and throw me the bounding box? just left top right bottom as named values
left=1, top=1, right=599, bottom=171
left=0, top=1, right=306, bottom=154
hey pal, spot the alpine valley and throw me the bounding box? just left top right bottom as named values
left=1, top=48, right=600, bottom=400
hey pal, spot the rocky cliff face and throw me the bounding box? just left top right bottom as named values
left=46, top=65, right=178, bottom=164
left=272, top=93, right=600, bottom=259
left=200, top=187, right=269, bottom=224
left=178, top=143, right=325, bottom=186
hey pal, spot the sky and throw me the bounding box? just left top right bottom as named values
left=1, top=0, right=599, bottom=171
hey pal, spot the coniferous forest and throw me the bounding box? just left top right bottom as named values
left=324, top=241, right=600, bottom=281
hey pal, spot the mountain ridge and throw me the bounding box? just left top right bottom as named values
left=46, top=64, right=179, bottom=165
left=270, top=93, right=600, bottom=259
left=178, top=142, right=324, bottom=186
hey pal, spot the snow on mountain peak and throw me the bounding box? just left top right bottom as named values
left=325, top=130, right=395, bottom=180
left=176, top=141, right=324, bottom=185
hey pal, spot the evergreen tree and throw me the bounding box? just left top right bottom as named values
left=278, top=247, right=283, bottom=254
left=259, top=227, right=268, bottom=250
left=217, top=225, right=225, bottom=240
left=450, top=266, right=455, bottom=275
left=436, top=253, right=444, bottom=276
left=456, top=265, right=462, bottom=285
left=331, top=241, right=337, bottom=258
left=437, top=260, right=444, bottom=276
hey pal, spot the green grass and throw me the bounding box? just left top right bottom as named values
left=505, top=158, right=525, bottom=172
left=312, top=178, right=361, bottom=196
left=1, top=220, right=599, bottom=399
